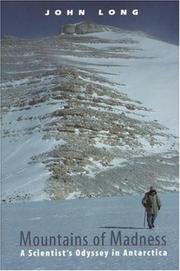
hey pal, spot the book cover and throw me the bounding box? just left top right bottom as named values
left=1, top=0, right=179, bottom=270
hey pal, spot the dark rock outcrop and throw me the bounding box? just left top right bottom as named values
left=61, top=21, right=109, bottom=35
left=61, top=24, right=76, bottom=34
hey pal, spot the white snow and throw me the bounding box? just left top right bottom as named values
left=82, top=158, right=128, bottom=178
left=136, top=135, right=178, bottom=155
left=66, top=191, right=82, bottom=200
left=57, top=30, right=178, bottom=137
left=1, top=97, right=65, bottom=201
left=1, top=192, right=179, bottom=269
left=1, top=78, right=30, bottom=88
left=1, top=134, right=64, bottom=201
left=5, top=67, right=56, bottom=74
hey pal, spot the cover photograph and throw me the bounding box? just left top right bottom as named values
left=1, top=0, right=179, bottom=270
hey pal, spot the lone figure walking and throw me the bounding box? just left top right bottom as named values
left=142, top=186, right=161, bottom=229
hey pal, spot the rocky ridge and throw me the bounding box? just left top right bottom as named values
left=60, top=21, right=111, bottom=35
left=1, top=28, right=179, bottom=202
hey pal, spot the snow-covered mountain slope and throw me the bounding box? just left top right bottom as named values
left=56, top=30, right=179, bottom=136
left=1, top=193, right=179, bottom=270
left=1, top=25, right=179, bottom=202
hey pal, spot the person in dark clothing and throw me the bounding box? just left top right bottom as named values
left=142, top=186, right=161, bottom=229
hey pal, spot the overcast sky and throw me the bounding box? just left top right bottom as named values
left=1, top=1, right=179, bottom=44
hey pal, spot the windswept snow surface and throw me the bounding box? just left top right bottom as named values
left=1, top=74, right=65, bottom=201
left=1, top=193, right=179, bottom=270
left=1, top=100, right=65, bottom=201
left=57, top=31, right=179, bottom=136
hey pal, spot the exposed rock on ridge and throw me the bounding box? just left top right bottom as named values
left=61, top=21, right=110, bottom=35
